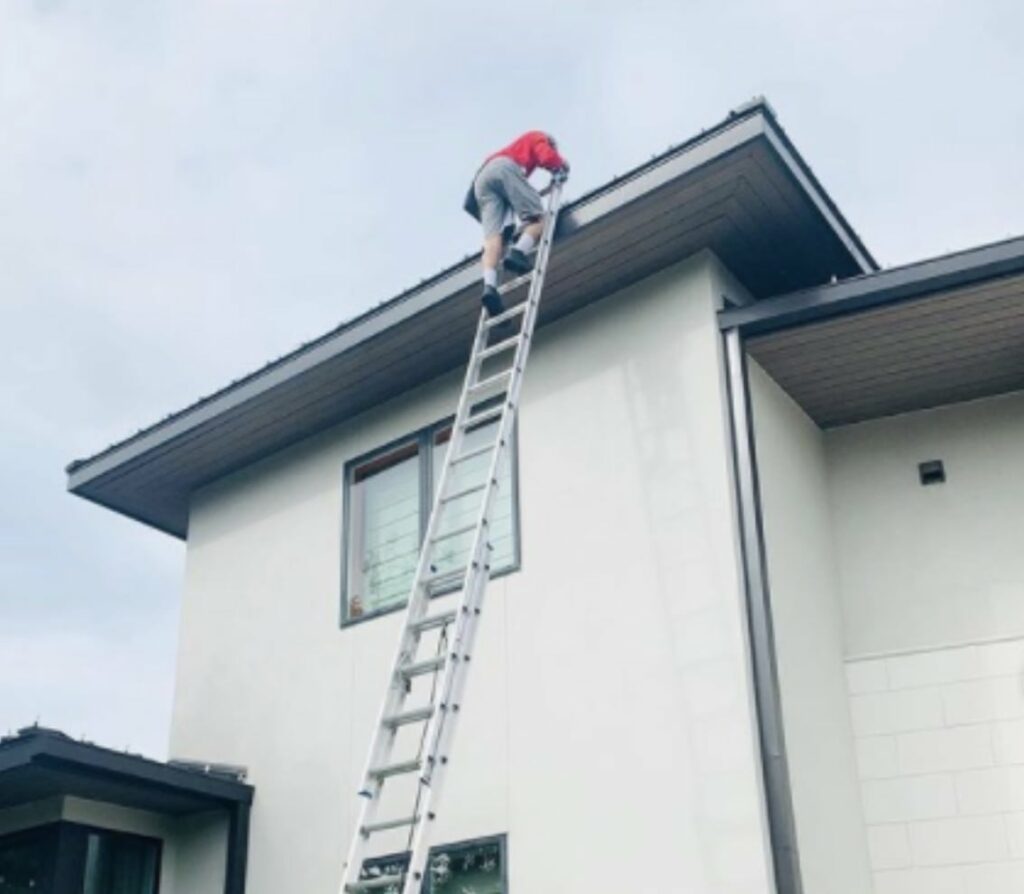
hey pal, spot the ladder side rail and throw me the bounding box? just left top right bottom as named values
left=399, top=179, right=564, bottom=894
left=339, top=319, right=492, bottom=892
left=342, top=176, right=564, bottom=894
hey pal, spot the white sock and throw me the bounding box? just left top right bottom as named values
left=483, top=268, right=498, bottom=288
left=515, top=232, right=537, bottom=254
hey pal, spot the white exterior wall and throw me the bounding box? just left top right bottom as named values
left=829, top=391, right=1024, bottom=657
left=171, top=253, right=777, bottom=894
left=749, top=363, right=873, bottom=894
left=828, top=391, right=1024, bottom=893
left=0, top=795, right=228, bottom=894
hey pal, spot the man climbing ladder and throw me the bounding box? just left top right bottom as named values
left=340, top=159, right=567, bottom=894
left=464, top=131, right=569, bottom=317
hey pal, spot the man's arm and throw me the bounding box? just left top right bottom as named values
left=532, top=133, right=568, bottom=172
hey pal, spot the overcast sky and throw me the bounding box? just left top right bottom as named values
left=2, top=0, right=1021, bottom=759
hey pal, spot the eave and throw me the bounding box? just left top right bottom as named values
left=67, top=98, right=873, bottom=537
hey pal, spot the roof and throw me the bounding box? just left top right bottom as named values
left=0, top=726, right=253, bottom=816
left=66, top=98, right=875, bottom=537
left=720, top=235, right=1024, bottom=426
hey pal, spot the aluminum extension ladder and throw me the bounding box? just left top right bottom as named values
left=339, top=174, right=566, bottom=893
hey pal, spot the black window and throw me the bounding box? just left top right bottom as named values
left=0, top=825, right=57, bottom=894
left=80, top=830, right=159, bottom=894
left=0, top=825, right=159, bottom=894
left=343, top=415, right=519, bottom=623
left=359, top=835, right=506, bottom=893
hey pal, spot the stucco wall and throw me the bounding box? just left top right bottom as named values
left=171, top=252, right=776, bottom=894
left=749, top=362, right=873, bottom=894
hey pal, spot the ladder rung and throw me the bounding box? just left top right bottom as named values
left=400, top=655, right=446, bottom=678
left=346, top=875, right=405, bottom=892
left=421, top=566, right=466, bottom=588
left=409, top=609, right=459, bottom=632
left=484, top=301, right=528, bottom=328
left=361, top=815, right=419, bottom=836
left=468, top=369, right=513, bottom=397
left=430, top=522, right=478, bottom=545
left=383, top=706, right=434, bottom=729
left=462, top=404, right=506, bottom=430
left=451, top=443, right=494, bottom=465
left=499, top=272, right=533, bottom=294
left=441, top=482, right=487, bottom=504
left=477, top=334, right=522, bottom=361
left=368, top=759, right=421, bottom=780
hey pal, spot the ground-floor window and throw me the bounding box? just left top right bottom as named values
left=0, top=825, right=57, bottom=893
left=359, top=834, right=506, bottom=893
left=0, top=824, right=160, bottom=894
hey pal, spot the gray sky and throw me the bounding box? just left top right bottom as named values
left=2, top=0, right=1022, bottom=759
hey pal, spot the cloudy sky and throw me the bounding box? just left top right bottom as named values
left=2, top=0, right=1021, bottom=758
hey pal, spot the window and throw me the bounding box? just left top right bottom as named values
left=0, top=825, right=159, bottom=894
left=81, top=830, right=159, bottom=894
left=359, top=835, right=506, bottom=893
left=0, top=826, right=56, bottom=894
left=344, top=415, right=519, bottom=622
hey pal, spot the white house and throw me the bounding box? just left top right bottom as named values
left=4, top=98, right=1023, bottom=894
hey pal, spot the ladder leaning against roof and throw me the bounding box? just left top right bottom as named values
left=339, top=171, right=567, bottom=894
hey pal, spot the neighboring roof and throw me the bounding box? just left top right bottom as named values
left=67, top=98, right=875, bottom=538
left=721, top=235, right=1024, bottom=427
left=0, top=726, right=253, bottom=816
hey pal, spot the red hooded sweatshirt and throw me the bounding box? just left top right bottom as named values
left=487, top=131, right=566, bottom=177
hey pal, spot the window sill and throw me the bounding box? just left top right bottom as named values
left=340, top=562, right=520, bottom=630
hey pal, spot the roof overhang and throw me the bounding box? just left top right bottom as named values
left=720, top=236, right=1024, bottom=427
left=67, top=99, right=874, bottom=537
left=0, top=728, right=252, bottom=817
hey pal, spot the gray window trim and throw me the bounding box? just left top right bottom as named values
left=359, top=832, right=508, bottom=893
left=340, top=416, right=521, bottom=628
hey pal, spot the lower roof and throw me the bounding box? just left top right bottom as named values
left=67, top=98, right=874, bottom=537
left=0, top=727, right=252, bottom=817
left=720, top=235, right=1024, bottom=427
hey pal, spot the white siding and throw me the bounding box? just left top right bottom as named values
left=828, top=391, right=1024, bottom=657
left=749, top=362, right=873, bottom=894
left=171, top=252, right=776, bottom=894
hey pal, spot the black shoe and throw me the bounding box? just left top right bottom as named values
left=503, top=248, right=535, bottom=275
left=481, top=285, right=504, bottom=317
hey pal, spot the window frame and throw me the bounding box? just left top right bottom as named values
left=341, top=414, right=521, bottom=627
left=358, top=833, right=508, bottom=893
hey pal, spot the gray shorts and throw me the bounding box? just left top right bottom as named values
left=473, top=157, right=545, bottom=238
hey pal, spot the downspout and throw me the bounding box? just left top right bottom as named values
left=722, top=327, right=803, bottom=894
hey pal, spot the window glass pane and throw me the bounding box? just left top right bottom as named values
left=360, top=837, right=504, bottom=893
left=432, top=421, right=514, bottom=580
left=348, top=441, right=421, bottom=618
left=82, top=831, right=158, bottom=894
left=0, top=828, right=54, bottom=894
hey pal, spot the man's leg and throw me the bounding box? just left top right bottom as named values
left=501, top=167, right=547, bottom=274
left=480, top=232, right=504, bottom=316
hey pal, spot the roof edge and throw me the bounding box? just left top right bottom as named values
left=66, top=97, right=872, bottom=500
left=719, top=234, right=1024, bottom=336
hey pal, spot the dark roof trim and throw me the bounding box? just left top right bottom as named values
left=0, top=727, right=253, bottom=806
left=718, top=234, right=1024, bottom=336
left=66, top=98, right=873, bottom=496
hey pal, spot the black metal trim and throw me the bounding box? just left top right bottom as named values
left=224, top=801, right=251, bottom=894
left=719, top=234, right=1024, bottom=336
left=0, top=728, right=253, bottom=807
left=722, top=328, right=803, bottom=894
